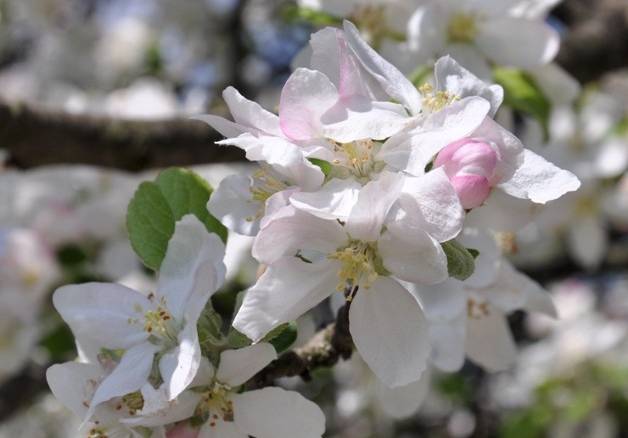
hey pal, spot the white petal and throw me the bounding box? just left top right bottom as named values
left=217, top=343, right=277, bottom=387
left=434, top=55, right=503, bottom=116
left=397, top=168, right=465, bottom=242
left=345, top=171, right=404, bottom=241
left=279, top=68, right=339, bottom=141
left=595, top=138, right=628, bottom=179
left=379, top=225, right=448, bottom=285
left=530, top=63, right=581, bottom=106
left=217, top=135, right=324, bottom=191
left=53, top=283, right=149, bottom=350
left=88, top=342, right=159, bottom=421
left=457, top=227, right=501, bottom=289
left=157, top=215, right=226, bottom=323
left=158, top=322, right=201, bottom=400
left=350, top=277, right=430, bottom=388
left=289, top=178, right=362, bottom=221
left=429, top=312, right=467, bottom=372
left=208, top=174, right=260, bottom=236
left=343, top=20, right=422, bottom=115
left=321, top=97, right=411, bottom=143
left=123, top=389, right=201, bottom=427
left=499, top=149, right=581, bottom=204
left=465, top=308, right=517, bottom=372
left=476, top=18, right=560, bottom=68
left=374, top=368, right=430, bottom=419
left=379, top=97, right=490, bottom=175
left=233, top=387, right=325, bottom=438
left=464, top=188, right=541, bottom=232
left=252, top=206, right=345, bottom=265
left=233, top=258, right=338, bottom=342
left=223, top=86, right=282, bottom=137
left=412, top=279, right=467, bottom=320
left=199, top=418, right=248, bottom=438
left=46, top=362, right=102, bottom=418
left=192, top=114, right=248, bottom=138
left=567, top=215, right=608, bottom=270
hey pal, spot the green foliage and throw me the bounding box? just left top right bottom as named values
left=494, top=67, right=551, bottom=140
left=126, top=168, right=227, bottom=270
left=282, top=5, right=342, bottom=26
left=263, top=322, right=298, bottom=354
left=442, top=240, right=476, bottom=281
left=39, top=323, right=75, bottom=362
left=308, top=158, right=333, bottom=178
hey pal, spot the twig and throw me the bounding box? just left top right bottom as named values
left=246, top=303, right=354, bottom=389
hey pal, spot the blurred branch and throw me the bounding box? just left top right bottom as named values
left=556, top=0, right=628, bottom=83
left=247, top=303, right=354, bottom=389
left=0, top=363, right=47, bottom=423
left=0, top=99, right=244, bottom=171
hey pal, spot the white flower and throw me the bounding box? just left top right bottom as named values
left=414, top=228, right=556, bottom=372
left=47, top=359, right=197, bottom=438
left=53, top=215, right=226, bottom=421
left=235, top=170, right=464, bottom=388
left=406, top=0, right=560, bottom=78
left=143, top=343, right=326, bottom=438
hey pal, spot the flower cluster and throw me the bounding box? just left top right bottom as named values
left=203, top=21, right=579, bottom=396
left=44, top=17, right=585, bottom=437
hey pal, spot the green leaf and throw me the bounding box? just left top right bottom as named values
left=227, top=328, right=252, bottom=349
left=467, top=248, right=480, bottom=259
left=262, top=322, right=298, bottom=354
left=282, top=5, right=342, bottom=26
left=308, top=158, right=333, bottom=178
left=493, top=67, right=551, bottom=140
left=442, top=240, right=476, bottom=281
left=126, top=168, right=227, bottom=270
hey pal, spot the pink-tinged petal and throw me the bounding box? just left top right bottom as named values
left=199, top=418, right=247, bottom=438
left=451, top=174, right=492, bottom=209
left=233, top=258, right=338, bottom=342
left=350, top=277, right=430, bottom=388
left=279, top=68, right=339, bottom=141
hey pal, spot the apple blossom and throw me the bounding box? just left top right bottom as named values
left=53, top=215, right=226, bottom=421
left=234, top=170, right=464, bottom=388
left=412, top=228, right=556, bottom=372
left=150, top=344, right=325, bottom=438
left=405, top=0, right=560, bottom=78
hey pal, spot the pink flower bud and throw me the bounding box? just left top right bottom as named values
left=434, top=138, right=498, bottom=209
left=167, top=423, right=199, bottom=438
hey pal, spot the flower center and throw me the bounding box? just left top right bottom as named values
left=196, top=381, right=235, bottom=425
left=447, top=12, right=477, bottom=44
left=250, top=168, right=288, bottom=203
left=87, top=427, right=108, bottom=438
left=120, top=391, right=144, bottom=415
left=350, top=5, right=404, bottom=47
left=328, top=240, right=381, bottom=292
left=331, top=139, right=384, bottom=181
left=129, top=295, right=179, bottom=345
left=419, top=83, right=459, bottom=113
left=467, top=298, right=490, bottom=319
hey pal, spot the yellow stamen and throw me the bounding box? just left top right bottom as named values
left=419, top=83, right=459, bottom=112
left=328, top=240, right=380, bottom=291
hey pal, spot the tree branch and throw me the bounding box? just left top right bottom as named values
left=555, top=0, right=628, bottom=83
left=0, top=99, right=244, bottom=171
left=247, top=303, right=354, bottom=389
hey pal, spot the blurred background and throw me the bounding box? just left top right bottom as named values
left=1, top=0, right=628, bottom=437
